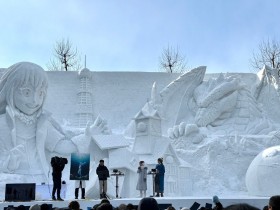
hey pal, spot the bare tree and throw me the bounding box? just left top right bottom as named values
left=47, top=38, right=81, bottom=71
left=251, top=38, right=280, bottom=71
left=159, top=45, right=187, bottom=73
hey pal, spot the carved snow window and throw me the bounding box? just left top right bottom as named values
left=80, top=77, right=90, bottom=90
left=79, top=92, right=92, bottom=104
left=166, top=164, right=177, bottom=176
left=179, top=168, right=188, bottom=178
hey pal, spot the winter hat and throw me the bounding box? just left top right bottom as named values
left=212, top=195, right=220, bottom=204
left=138, top=197, right=160, bottom=210
left=181, top=208, right=190, bottom=210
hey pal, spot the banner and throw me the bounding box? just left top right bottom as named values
left=70, top=153, right=90, bottom=180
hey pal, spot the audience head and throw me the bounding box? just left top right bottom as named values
left=68, top=200, right=80, bottom=210
left=181, top=208, right=190, bottom=210
left=213, top=195, right=220, bottom=204
left=17, top=205, right=26, bottom=210
left=166, top=206, right=176, bottom=210
left=29, top=204, right=40, bottom=210
left=138, top=197, right=159, bottom=210
left=6, top=207, right=16, bottom=210
left=41, top=203, right=49, bottom=210
left=269, top=195, right=280, bottom=210
left=223, top=203, right=260, bottom=210
left=93, top=199, right=110, bottom=210
left=263, top=206, right=268, bottom=210
left=118, top=204, right=127, bottom=210
left=97, top=203, right=114, bottom=210
left=127, top=203, right=135, bottom=210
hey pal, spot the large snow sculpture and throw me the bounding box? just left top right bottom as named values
left=0, top=62, right=107, bottom=189
left=246, top=145, right=280, bottom=196
left=1, top=61, right=280, bottom=198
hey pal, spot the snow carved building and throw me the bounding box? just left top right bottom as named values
left=133, top=102, right=192, bottom=196
left=76, top=68, right=94, bottom=128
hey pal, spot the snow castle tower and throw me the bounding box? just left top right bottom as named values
left=76, top=68, right=94, bottom=127
left=133, top=101, right=162, bottom=154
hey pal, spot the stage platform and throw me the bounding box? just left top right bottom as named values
left=0, top=196, right=270, bottom=209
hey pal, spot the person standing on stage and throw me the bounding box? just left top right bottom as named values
left=75, top=180, right=86, bottom=199
left=51, top=156, right=68, bottom=201
left=136, top=160, right=148, bottom=197
left=96, top=159, right=110, bottom=199
left=155, top=157, right=165, bottom=197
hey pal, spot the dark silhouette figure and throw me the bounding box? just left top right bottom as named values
left=51, top=156, right=68, bottom=201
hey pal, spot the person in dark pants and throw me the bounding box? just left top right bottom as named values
left=155, top=157, right=165, bottom=197
left=96, top=159, right=110, bottom=199
left=51, top=156, right=68, bottom=201
left=75, top=180, right=86, bottom=199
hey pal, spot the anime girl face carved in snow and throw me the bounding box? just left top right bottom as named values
left=0, top=62, right=48, bottom=116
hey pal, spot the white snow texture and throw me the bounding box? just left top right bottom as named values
left=0, top=63, right=279, bottom=199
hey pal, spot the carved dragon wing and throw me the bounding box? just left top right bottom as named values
left=158, top=66, right=206, bottom=135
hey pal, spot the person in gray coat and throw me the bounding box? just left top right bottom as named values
left=136, top=160, right=148, bottom=197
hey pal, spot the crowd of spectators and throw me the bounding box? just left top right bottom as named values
left=4, top=195, right=280, bottom=210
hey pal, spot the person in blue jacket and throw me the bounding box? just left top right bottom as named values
left=155, top=157, right=165, bottom=197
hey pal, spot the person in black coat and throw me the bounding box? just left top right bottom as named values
left=96, top=159, right=110, bottom=199
left=51, top=156, right=68, bottom=201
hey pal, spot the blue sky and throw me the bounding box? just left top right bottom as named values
left=0, top=0, right=279, bottom=73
